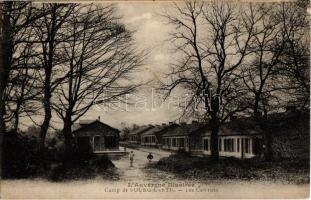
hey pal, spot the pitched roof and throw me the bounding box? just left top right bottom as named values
left=218, top=111, right=308, bottom=136
left=141, top=123, right=179, bottom=137
left=72, top=120, right=100, bottom=132
left=199, top=117, right=262, bottom=136
left=128, top=125, right=154, bottom=136
left=162, top=123, right=207, bottom=137
left=72, top=120, right=119, bottom=134
left=219, top=118, right=262, bottom=136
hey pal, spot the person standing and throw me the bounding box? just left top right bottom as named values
left=147, top=152, right=154, bottom=162
left=129, top=151, right=134, bottom=167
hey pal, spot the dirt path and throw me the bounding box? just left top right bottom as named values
left=112, top=147, right=172, bottom=181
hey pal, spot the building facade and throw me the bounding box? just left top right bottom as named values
left=141, top=123, right=179, bottom=147
left=128, top=125, right=154, bottom=144
left=201, top=135, right=262, bottom=159
left=201, top=118, right=263, bottom=159
left=72, top=120, right=120, bottom=153
left=161, top=122, right=207, bottom=152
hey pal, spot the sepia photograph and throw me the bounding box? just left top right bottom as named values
left=0, top=0, right=309, bottom=199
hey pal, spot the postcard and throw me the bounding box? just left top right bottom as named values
left=0, top=0, right=309, bottom=199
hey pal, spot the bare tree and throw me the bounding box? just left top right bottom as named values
left=0, top=2, right=50, bottom=174
left=31, top=4, right=76, bottom=151
left=160, top=2, right=257, bottom=159
left=213, top=2, right=309, bottom=161
left=0, top=2, right=48, bottom=131
left=237, top=4, right=286, bottom=118
left=4, top=24, right=43, bottom=132
left=6, top=56, right=42, bottom=132
left=275, top=2, right=309, bottom=108
left=52, top=4, right=144, bottom=154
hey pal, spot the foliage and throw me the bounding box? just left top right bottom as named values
left=2, top=130, right=117, bottom=181
left=48, top=155, right=117, bottom=182
left=153, top=154, right=309, bottom=184
left=2, top=131, right=41, bottom=178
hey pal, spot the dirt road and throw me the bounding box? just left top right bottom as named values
left=113, top=147, right=174, bottom=181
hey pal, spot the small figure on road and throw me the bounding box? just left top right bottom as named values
left=129, top=151, right=134, bottom=167
left=147, top=152, right=154, bottom=162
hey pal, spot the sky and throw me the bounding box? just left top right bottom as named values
left=73, top=2, right=183, bottom=129
left=18, top=2, right=311, bottom=131
left=19, top=2, right=188, bottom=131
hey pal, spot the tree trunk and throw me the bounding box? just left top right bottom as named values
left=264, top=132, right=273, bottom=161
left=253, top=93, right=273, bottom=160
left=39, top=36, right=54, bottom=152
left=258, top=115, right=273, bottom=161
left=39, top=7, right=57, bottom=152
left=254, top=93, right=260, bottom=118
left=13, top=96, right=24, bottom=133
left=13, top=107, right=19, bottom=133
left=210, top=111, right=219, bottom=161
left=0, top=2, right=13, bottom=178
left=62, top=114, right=73, bottom=158
left=0, top=2, right=12, bottom=134
left=39, top=93, right=52, bottom=151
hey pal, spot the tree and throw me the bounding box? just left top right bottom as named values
left=5, top=34, right=42, bottom=132
left=275, top=2, right=309, bottom=109
left=31, top=4, right=76, bottom=151
left=0, top=2, right=13, bottom=178
left=120, top=122, right=131, bottom=141
left=238, top=4, right=285, bottom=119
left=0, top=2, right=49, bottom=133
left=52, top=4, right=144, bottom=155
left=226, top=2, right=309, bottom=161
left=0, top=2, right=13, bottom=136
left=0, top=1, right=47, bottom=174
left=160, top=2, right=257, bottom=160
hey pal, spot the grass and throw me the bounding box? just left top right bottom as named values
left=47, top=155, right=119, bottom=182
left=148, top=152, right=309, bottom=184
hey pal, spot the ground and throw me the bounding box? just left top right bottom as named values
left=113, top=147, right=174, bottom=181
left=1, top=147, right=309, bottom=199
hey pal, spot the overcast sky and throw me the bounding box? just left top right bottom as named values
left=18, top=2, right=187, bottom=131
left=75, top=2, right=183, bottom=129
left=18, top=2, right=310, bottom=131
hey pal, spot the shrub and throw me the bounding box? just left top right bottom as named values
left=48, top=155, right=116, bottom=181
left=152, top=153, right=309, bottom=184
left=175, top=148, right=191, bottom=157
left=2, top=130, right=117, bottom=181
left=2, top=131, right=41, bottom=178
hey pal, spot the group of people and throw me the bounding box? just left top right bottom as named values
left=129, top=151, right=153, bottom=167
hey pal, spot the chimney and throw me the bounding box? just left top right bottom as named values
left=98, top=116, right=101, bottom=121
left=169, top=121, right=173, bottom=124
